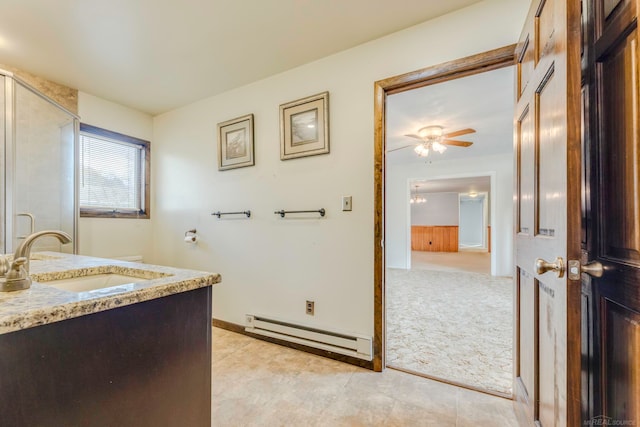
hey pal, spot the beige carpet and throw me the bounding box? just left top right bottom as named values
left=386, top=267, right=513, bottom=395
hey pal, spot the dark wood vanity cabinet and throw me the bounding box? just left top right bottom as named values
left=0, top=286, right=212, bottom=427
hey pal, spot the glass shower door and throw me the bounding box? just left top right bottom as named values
left=0, top=75, right=5, bottom=253
left=8, top=81, right=76, bottom=254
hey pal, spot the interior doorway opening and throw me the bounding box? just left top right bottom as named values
left=406, top=175, right=495, bottom=273
left=375, top=47, right=517, bottom=397
left=459, top=192, right=488, bottom=251
left=389, top=173, right=513, bottom=397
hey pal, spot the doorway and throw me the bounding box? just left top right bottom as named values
left=388, top=171, right=512, bottom=395
left=459, top=191, right=488, bottom=251
left=373, top=46, right=517, bottom=395
left=406, top=175, right=495, bottom=272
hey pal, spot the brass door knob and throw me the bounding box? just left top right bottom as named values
left=535, top=257, right=565, bottom=278
left=581, top=261, right=604, bottom=278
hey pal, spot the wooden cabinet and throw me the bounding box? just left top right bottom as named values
left=0, top=286, right=212, bottom=427
left=411, top=226, right=459, bottom=252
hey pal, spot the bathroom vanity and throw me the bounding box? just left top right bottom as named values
left=0, top=253, right=220, bottom=427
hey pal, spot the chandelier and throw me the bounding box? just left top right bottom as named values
left=410, top=185, right=426, bottom=204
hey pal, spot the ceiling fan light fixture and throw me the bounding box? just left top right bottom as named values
left=417, top=125, right=444, bottom=140
left=391, top=126, right=474, bottom=158
left=414, top=144, right=430, bottom=157
left=432, top=141, right=447, bottom=153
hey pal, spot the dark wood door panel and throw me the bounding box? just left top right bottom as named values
left=598, top=0, right=635, bottom=41
left=599, top=26, right=640, bottom=264
left=602, top=300, right=640, bottom=419
left=604, top=0, right=624, bottom=20
left=584, top=0, right=640, bottom=424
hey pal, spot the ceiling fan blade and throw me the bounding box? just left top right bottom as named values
left=387, top=143, right=418, bottom=153
left=441, top=139, right=473, bottom=147
left=443, top=128, right=476, bottom=138
left=403, top=133, right=424, bottom=140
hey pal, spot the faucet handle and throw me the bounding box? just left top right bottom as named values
left=1, top=257, right=31, bottom=291
left=0, top=256, right=8, bottom=276
left=11, top=257, right=27, bottom=267
left=6, top=257, right=29, bottom=281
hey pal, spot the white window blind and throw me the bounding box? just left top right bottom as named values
left=79, top=131, right=145, bottom=212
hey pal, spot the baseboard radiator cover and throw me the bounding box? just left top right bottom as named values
left=245, top=315, right=372, bottom=361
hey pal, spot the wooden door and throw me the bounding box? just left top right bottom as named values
left=583, top=0, right=640, bottom=423
left=513, top=0, right=582, bottom=425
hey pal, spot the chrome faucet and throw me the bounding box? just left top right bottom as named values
left=0, top=230, right=72, bottom=292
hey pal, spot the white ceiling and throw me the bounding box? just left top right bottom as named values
left=0, top=0, right=483, bottom=115
left=386, top=66, right=515, bottom=166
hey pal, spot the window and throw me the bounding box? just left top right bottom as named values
left=79, top=124, right=150, bottom=218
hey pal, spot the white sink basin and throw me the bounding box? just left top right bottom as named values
left=33, top=267, right=173, bottom=293
left=41, top=273, right=148, bottom=292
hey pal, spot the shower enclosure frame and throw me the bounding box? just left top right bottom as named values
left=1, top=68, right=79, bottom=254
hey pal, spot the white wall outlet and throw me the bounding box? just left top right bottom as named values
left=342, top=196, right=352, bottom=211
left=306, top=300, right=315, bottom=315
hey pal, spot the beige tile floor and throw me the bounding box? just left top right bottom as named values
left=212, top=327, right=519, bottom=426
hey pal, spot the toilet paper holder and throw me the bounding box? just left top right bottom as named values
left=184, top=229, right=197, bottom=242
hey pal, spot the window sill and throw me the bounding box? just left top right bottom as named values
left=80, top=209, right=150, bottom=219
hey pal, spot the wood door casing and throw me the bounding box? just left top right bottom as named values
left=373, top=45, right=517, bottom=372
left=514, top=0, right=582, bottom=425
left=583, top=0, right=640, bottom=423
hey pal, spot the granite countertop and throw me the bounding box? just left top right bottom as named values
left=0, top=252, right=221, bottom=335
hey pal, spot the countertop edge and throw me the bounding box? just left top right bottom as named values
left=0, top=253, right=221, bottom=335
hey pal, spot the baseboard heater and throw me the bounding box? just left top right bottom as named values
left=245, top=315, right=372, bottom=361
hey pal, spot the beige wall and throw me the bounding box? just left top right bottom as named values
left=152, top=0, right=528, bottom=335
left=77, top=92, right=155, bottom=261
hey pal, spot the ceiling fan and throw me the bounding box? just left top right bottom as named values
left=388, top=125, right=475, bottom=157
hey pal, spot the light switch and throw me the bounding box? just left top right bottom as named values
left=342, top=196, right=352, bottom=211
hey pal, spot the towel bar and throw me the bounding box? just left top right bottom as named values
left=211, top=210, right=251, bottom=218
left=274, top=209, right=325, bottom=218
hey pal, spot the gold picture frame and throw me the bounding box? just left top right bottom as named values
left=280, top=91, right=329, bottom=160
left=217, top=114, right=254, bottom=171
